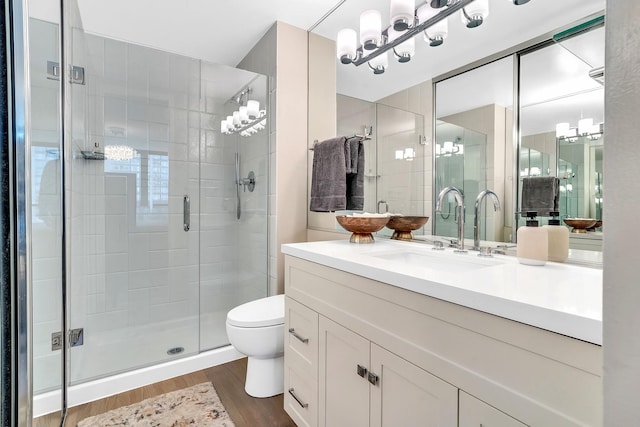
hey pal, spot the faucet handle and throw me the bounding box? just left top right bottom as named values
left=432, top=240, right=445, bottom=251
left=477, top=246, right=493, bottom=257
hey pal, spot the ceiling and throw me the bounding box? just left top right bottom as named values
left=30, top=0, right=605, bottom=121
left=67, top=1, right=603, bottom=100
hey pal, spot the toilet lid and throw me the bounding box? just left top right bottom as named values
left=226, top=294, right=285, bottom=328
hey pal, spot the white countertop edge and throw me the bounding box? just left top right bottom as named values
left=282, top=240, right=602, bottom=345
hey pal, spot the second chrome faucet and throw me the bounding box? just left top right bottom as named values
left=436, top=187, right=501, bottom=253
left=436, top=186, right=466, bottom=253
left=473, top=190, right=501, bottom=251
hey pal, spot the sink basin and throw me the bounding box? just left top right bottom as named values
left=368, top=250, right=503, bottom=273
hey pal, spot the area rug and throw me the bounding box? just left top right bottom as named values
left=77, top=382, right=235, bottom=426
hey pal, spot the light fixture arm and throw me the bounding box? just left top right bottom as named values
left=351, top=0, right=475, bottom=66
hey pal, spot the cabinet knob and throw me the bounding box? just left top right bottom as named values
left=357, top=364, right=368, bottom=378
left=288, top=328, right=309, bottom=343
left=368, top=371, right=379, bottom=386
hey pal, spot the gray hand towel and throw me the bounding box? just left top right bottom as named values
left=346, top=139, right=365, bottom=210
left=310, top=136, right=348, bottom=212
left=521, top=176, right=559, bottom=216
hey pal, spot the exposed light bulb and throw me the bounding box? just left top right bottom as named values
left=247, top=100, right=260, bottom=119
left=417, top=3, right=449, bottom=46
left=388, top=28, right=414, bottom=62
left=556, top=122, right=570, bottom=138
left=239, top=106, right=249, bottom=124
left=368, top=51, right=388, bottom=74
left=461, top=0, right=489, bottom=28
left=390, top=0, right=414, bottom=31
left=360, top=10, right=382, bottom=50
left=578, top=118, right=593, bottom=135
left=337, top=28, right=358, bottom=64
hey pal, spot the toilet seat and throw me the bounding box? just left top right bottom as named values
left=227, top=294, right=285, bottom=328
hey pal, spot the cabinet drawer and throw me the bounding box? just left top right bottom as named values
left=286, top=296, right=319, bottom=378
left=460, top=391, right=528, bottom=427
left=285, top=364, right=318, bottom=427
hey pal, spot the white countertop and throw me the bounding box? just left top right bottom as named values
left=282, top=239, right=602, bottom=345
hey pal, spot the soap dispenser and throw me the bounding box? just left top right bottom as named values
left=517, top=211, right=548, bottom=266
left=543, top=211, right=569, bottom=263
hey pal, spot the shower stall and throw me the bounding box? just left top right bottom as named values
left=434, top=121, right=487, bottom=240
left=27, top=8, right=270, bottom=422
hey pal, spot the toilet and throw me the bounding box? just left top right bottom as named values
left=226, top=294, right=285, bottom=398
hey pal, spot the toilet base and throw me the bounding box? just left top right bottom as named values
left=244, top=355, right=284, bottom=398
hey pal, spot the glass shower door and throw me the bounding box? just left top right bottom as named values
left=66, top=35, right=202, bottom=383
left=29, top=17, right=65, bottom=420
left=375, top=104, right=426, bottom=238
left=434, top=121, right=487, bottom=240
left=198, top=65, right=269, bottom=351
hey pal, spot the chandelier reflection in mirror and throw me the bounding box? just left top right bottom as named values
left=555, top=119, right=603, bottom=142
left=220, top=86, right=267, bottom=137
left=105, top=145, right=137, bottom=161
left=436, top=138, right=464, bottom=156
left=337, top=0, right=530, bottom=75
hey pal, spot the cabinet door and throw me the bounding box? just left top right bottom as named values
left=319, top=316, right=370, bottom=427
left=459, top=391, right=528, bottom=427
left=370, top=344, right=458, bottom=427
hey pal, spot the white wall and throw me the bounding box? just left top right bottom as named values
left=603, top=1, right=640, bottom=424
left=238, top=22, right=309, bottom=294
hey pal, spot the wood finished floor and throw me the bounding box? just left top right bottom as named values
left=33, top=358, right=296, bottom=427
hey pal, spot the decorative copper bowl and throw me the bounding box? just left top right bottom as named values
left=385, top=216, right=430, bottom=241
left=563, top=218, right=598, bottom=233
left=587, top=220, right=603, bottom=231
left=336, top=215, right=390, bottom=243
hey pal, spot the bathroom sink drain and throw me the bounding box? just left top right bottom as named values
left=167, top=347, right=184, bottom=355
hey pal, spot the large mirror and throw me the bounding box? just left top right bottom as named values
left=519, top=23, right=604, bottom=250
left=308, top=0, right=605, bottom=253
left=434, top=56, right=514, bottom=244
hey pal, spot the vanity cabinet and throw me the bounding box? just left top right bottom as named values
left=284, top=297, right=319, bottom=427
left=318, top=316, right=457, bottom=427
left=459, top=391, right=527, bottom=427
left=284, top=254, right=602, bottom=427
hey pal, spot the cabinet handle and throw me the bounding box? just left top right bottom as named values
left=357, top=364, right=368, bottom=378
left=288, top=388, right=309, bottom=409
left=288, top=328, right=309, bottom=343
left=368, top=371, right=379, bottom=386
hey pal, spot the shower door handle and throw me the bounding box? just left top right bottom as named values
left=183, top=195, right=190, bottom=231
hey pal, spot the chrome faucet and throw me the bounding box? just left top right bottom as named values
left=473, top=190, right=501, bottom=251
left=435, top=186, right=466, bottom=253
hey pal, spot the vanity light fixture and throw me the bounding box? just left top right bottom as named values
left=556, top=119, right=602, bottom=142
left=220, top=86, right=267, bottom=137
left=336, top=0, right=529, bottom=74
left=436, top=139, right=464, bottom=156
left=395, top=147, right=416, bottom=160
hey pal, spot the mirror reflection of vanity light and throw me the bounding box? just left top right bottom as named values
left=436, top=140, right=463, bottom=156
left=395, top=148, right=416, bottom=160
